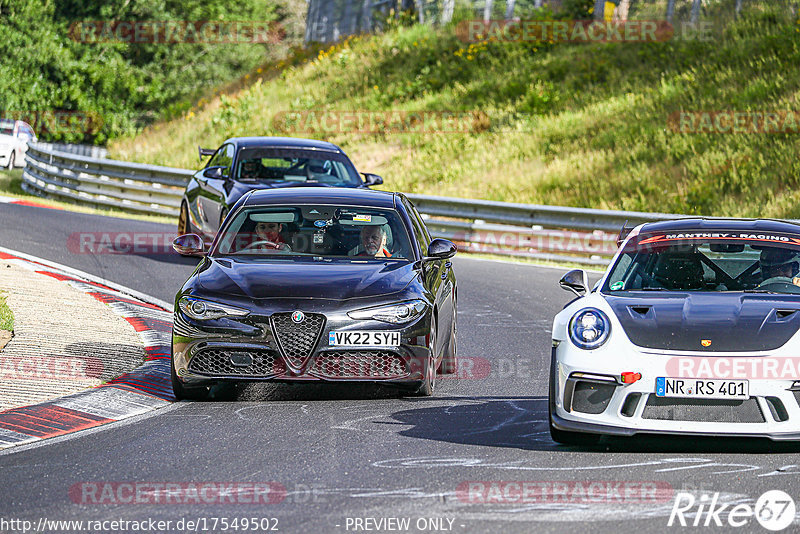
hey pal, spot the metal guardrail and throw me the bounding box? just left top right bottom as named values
left=22, top=142, right=686, bottom=265
left=23, top=143, right=190, bottom=217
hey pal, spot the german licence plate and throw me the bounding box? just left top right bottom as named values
left=655, top=377, right=749, bottom=400
left=328, top=331, right=401, bottom=347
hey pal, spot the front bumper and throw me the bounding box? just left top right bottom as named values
left=551, top=342, right=800, bottom=441
left=172, top=308, right=432, bottom=387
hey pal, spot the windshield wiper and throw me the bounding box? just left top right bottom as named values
left=636, top=287, right=669, bottom=291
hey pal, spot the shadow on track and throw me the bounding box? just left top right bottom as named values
left=230, top=381, right=408, bottom=402
left=385, top=397, right=800, bottom=454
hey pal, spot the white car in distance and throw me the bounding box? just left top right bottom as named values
left=0, top=119, right=36, bottom=170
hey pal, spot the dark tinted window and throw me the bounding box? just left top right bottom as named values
left=233, top=148, right=361, bottom=186
left=605, top=231, right=800, bottom=294
left=215, top=204, right=413, bottom=261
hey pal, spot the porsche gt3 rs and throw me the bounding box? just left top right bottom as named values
left=550, top=218, right=800, bottom=443
left=171, top=188, right=457, bottom=400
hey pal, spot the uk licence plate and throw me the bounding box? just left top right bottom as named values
left=329, top=331, right=401, bottom=347
left=655, top=377, right=749, bottom=400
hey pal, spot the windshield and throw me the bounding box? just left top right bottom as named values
left=234, top=147, right=362, bottom=186
left=214, top=204, right=413, bottom=261
left=604, top=231, right=800, bottom=294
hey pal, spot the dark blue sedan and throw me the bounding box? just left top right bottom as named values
left=179, top=137, right=383, bottom=244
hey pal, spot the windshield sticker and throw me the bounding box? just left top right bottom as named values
left=610, top=281, right=625, bottom=290
left=353, top=214, right=372, bottom=222
left=639, top=233, right=800, bottom=245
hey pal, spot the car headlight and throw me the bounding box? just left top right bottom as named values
left=569, top=308, right=610, bottom=349
left=178, top=296, right=249, bottom=321
left=347, top=300, right=427, bottom=324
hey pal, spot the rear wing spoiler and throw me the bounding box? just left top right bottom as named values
left=198, top=147, right=216, bottom=160
left=616, top=220, right=635, bottom=247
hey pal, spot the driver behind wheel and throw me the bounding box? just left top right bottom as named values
left=253, top=221, right=291, bottom=251
left=240, top=159, right=261, bottom=179
left=758, top=248, right=800, bottom=287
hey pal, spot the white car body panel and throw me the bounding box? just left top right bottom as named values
left=550, top=223, right=800, bottom=441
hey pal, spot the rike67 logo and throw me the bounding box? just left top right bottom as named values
left=669, top=490, right=796, bottom=531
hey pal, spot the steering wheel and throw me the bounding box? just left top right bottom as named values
left=241, top=240, right=283, bottom=251
left=757, top=281, right=800, bottom=294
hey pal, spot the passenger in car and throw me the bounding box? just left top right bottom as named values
left=352, top=225, right=391, bottom=257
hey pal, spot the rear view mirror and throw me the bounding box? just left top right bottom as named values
left=560, top=269, right=588, bottom=297
left=709, top=243, right=745, bottom=253
left=173, top=234, right=205, bottom=256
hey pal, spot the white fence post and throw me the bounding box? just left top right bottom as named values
left=690, top=0, right=702, bottom=24
left=666, top=0, right=676, bottom=23
left=442, top=0, right=454, bottom=23
left=505, top=0, right=516, bottom=20
left=484, top=0, right=494, bottom=21
left=593, top=0, right=605, bottom=20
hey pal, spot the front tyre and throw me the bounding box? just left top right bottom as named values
left=439, top=304, right=457, bottom=374
left=5, top=151, right=14, bottom=170
left=413, top=354, right=436, bottom=396
left=171, top=360, right=210, bottom=401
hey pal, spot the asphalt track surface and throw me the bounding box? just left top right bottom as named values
left=2, top=203, right=800, bottom=533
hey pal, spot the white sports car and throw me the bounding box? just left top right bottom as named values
left=0, top=119, right=36, bottom=170
left=550, top=218, right=800, bottom=444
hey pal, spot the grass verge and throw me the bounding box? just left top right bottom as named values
left=110, top=5, right=800, bottom=219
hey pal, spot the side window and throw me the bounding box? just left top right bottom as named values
left=206, top=144, right=234, bottom=175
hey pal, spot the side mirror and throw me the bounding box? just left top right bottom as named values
left=423, top=238, right=457, bottom=262
left=203, top=166, right=228, bottom=180
left=173, top=234, right=205, bottom=256
left=361, top=173, right=383, bottom=186
left=560, top=269, right=589, bottom=297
